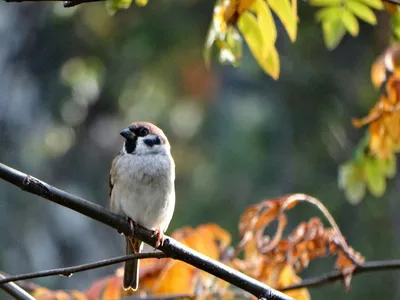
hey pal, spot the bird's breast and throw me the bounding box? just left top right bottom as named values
left=111, top=153, right=175, bottom=231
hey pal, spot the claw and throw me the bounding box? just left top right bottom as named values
left=127, top=217, right=136, bottom=236
left=152, top=227, right=165, bottom=248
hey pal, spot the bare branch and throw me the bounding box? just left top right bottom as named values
left=0, top=162, right=292, bottom=300
left=0, top=253, right=166, bottom=285
left=3, top=0, right=400, bottom=9
left=281, top=259, right=400, bottom=292
left=63, top=0, right=103, bottom=7
left=0, top=274, right=35, bottom=300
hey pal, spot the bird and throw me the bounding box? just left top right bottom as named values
left=109, top=121, right=175, bottom=291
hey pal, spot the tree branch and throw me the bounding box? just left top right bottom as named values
left=281, top=259, right=400, bottom=292
left=0, top=274, right=35, bottom=300
left=0, top=162, right=291, bottom=300
left=3, top=0, right=399, bottom=8
left=0, top=253, right=166, bottom=285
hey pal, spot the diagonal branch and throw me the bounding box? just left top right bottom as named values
left=0, top=274, right=35, bottom=300
left=0, top=162, right=292, bottom=300
left=281, top=259, right=400, bottom=292
left=0, top=253, right=166, bottom=285
left=3, top=0, right=400, bottom=8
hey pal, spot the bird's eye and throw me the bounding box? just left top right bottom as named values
left=154, top=136, right=162, bottom=145
left=137, top=127, right=149, bottom=137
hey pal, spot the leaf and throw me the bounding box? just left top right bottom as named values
left=322, top=18, right=346, bottom=50
left=358, top=0, right=384, bottom=10
left=342, top=9, right=359, bottom=36
left=250, top=0, right=277, bottom=54
left=346, top=0, right=377, bottom=25
left=316, top=6, right=343, bottom=22
left=385, top=154, right=397, bottom=178
left=135, top=0, right=148, bottom=6
left=267, top=0, right=297, bottom=42
left=309, top=0, right=342, bottom=6
left=365, top=157, right=386, bottom=197
left=262, top=46, right=280, bottom=79
left=106, top=0, right=132, bottom=15
left=339, top=162, right=367, bottom=204
left=224, top=27, right=243, bottom=66
left=278, top=265, right=311, bottom=300
left=238, top=0, right=258, bottom=14
left=237, top=11, right=279, bottom=79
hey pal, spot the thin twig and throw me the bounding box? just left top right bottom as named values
left=0, top=252, right=166, bottom=285
left=281, top=259, right=400, bottom=291
left=63, top=0, right=102, bottom=7
left=0, top=274, right=35, bottom=300
left=0, top=162, right=291, bottom=300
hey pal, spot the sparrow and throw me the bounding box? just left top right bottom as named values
left=109, top=121, right=175, bottom=291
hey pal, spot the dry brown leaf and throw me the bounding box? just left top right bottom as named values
left=236, top=194, right=363, bottom=291
left=355, top=42, right=400, bottom=159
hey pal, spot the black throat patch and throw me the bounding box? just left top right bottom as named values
left=124, top=137, right=137, bottom=154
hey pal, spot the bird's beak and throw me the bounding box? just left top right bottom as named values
left=120, top=129, right=136, bottom=139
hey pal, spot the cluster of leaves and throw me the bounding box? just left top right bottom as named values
left=27, top=194, right=363, bottom=300
left=310, top=0, right=383, bottom=50
left=339, top=43, right=400, bottom=203
left=204, top=0, right=297, bottom=79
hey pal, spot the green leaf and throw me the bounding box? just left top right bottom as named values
left=267, top=0, right=297, bottom=42
left=365, top=158, right=386, bottom=197
left=309, top=0, right=342, bottom=6
left=339, top=163, right=366, bottom=204
left=379, top=153, right=397, bottom=178
left=106, top=0, right=132, bottom=14
left=346, top=0, right=377, bottom=25
left=341, top=9, right=359, bottom=36
left=250, top=0, right=277, bottom=57
left=391, top=13, right=400, bottom=41
left=357, top=0, right=383, bottom=10
left=322, top=18, right=346, bottom=50
left=316, top=6, right=343, bottom=22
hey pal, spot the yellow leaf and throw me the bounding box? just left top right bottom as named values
left=152, top=260, right=195, bottom=294
left=267, top=0, right=297, bottom=42
left=250, top=0, right=277, bottom=57
left=341, top=9, right=359, bottom=36
left=238, top=12, right=265, bottom=61
left=135, top=0, right=148, bottom=6
left=316, top=6, right=343, bottom=22
left=358, top=0, right=383, bottom=10
left=309, top=0, right=342, bottom=6
left=322, top=18, right=346, bottom=50
left=346, top=0, right=377, bottom=25
left=278, top=265, right=311, bottom=300
left=238, top=0, right=257, bottom=14
left=262, top=46, right=280, bottom=79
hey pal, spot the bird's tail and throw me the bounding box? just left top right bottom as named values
left=123, top=237, right=143, bottom=291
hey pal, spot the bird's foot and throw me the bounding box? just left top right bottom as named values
left=152, top=227, right=165, bottom=248
left=127, top=217, right=136, bottom=237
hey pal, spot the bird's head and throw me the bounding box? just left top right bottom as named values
left=120, top=121, right=170, bottom=155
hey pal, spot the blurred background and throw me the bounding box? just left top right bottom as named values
left=0, top=1, right=398, bottom=299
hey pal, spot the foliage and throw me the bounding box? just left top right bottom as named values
left=27, top=194, right=364, bottom=300
left=340, top=42, right=400, bottom=203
